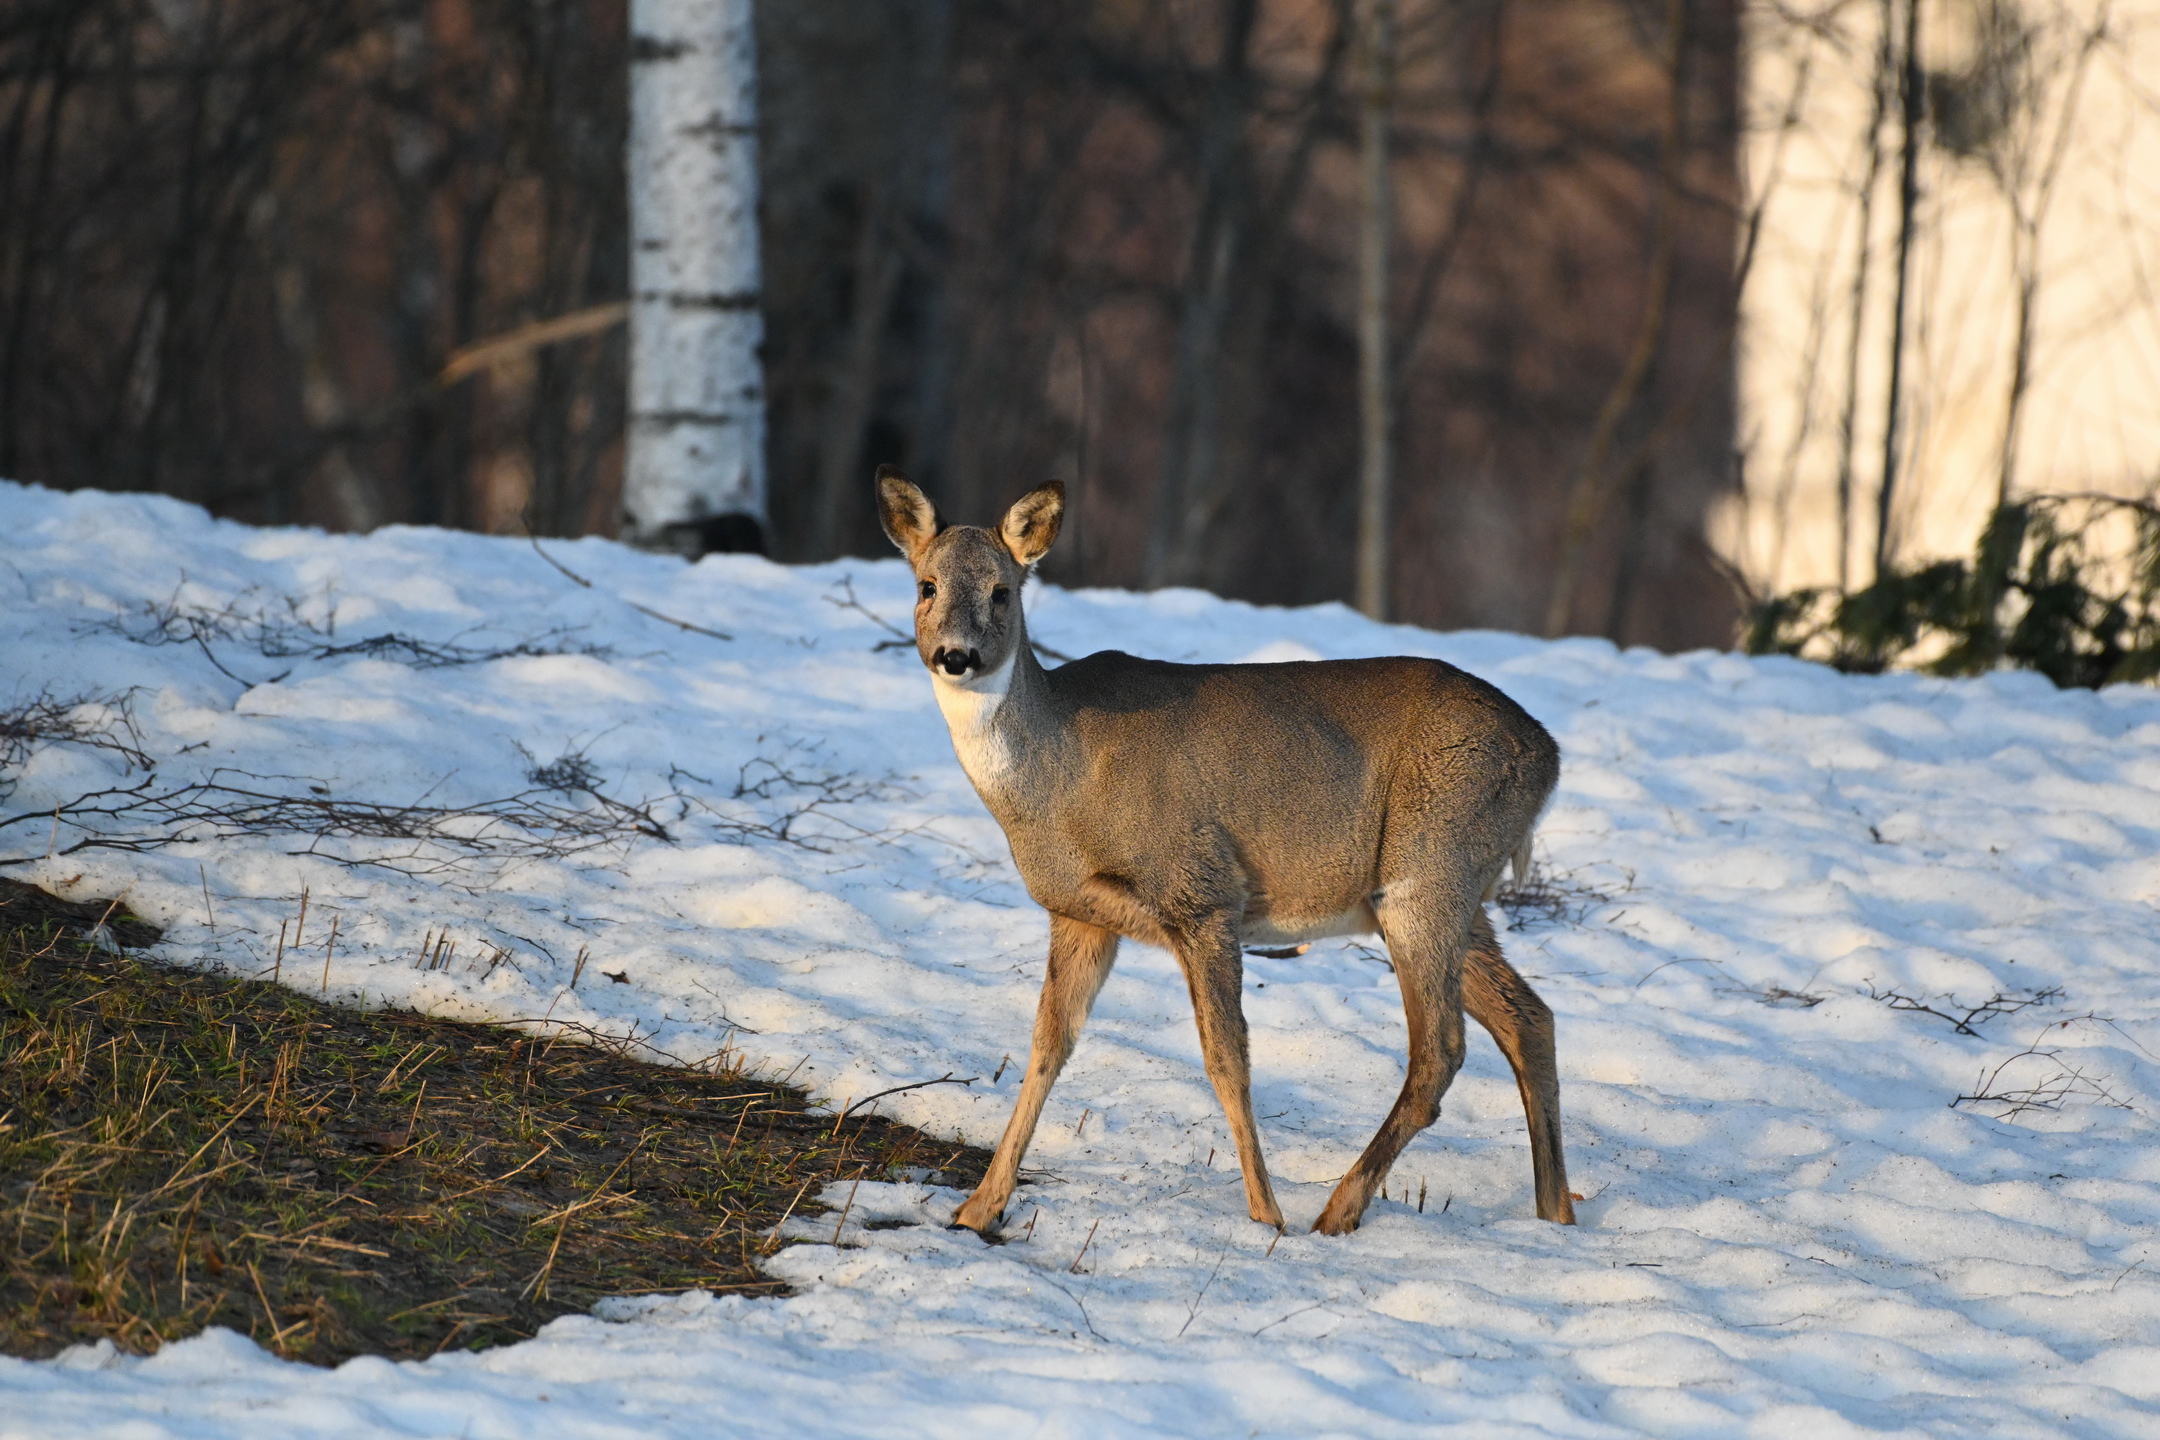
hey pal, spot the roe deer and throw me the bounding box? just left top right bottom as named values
left=876, top=466, right=1573, bottom=1235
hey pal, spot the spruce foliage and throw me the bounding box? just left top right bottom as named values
left=1742, top=497, right=2160, bottom=688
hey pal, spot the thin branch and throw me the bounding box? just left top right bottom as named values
left=0, top=692, right=152, bottom=797
left=829, top=1073, right=979, bottom=1133
left=1867, top=982, right=2063, bottom=1037
left=437, top=302, right=626, bottom=387
left=520, top=530, right=734, bottom=642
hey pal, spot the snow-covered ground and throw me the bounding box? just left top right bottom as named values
left=2, top=480, right=2158, bottom=1439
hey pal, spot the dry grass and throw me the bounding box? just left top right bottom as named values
left=1493, top=860, right=1617, bottom=929
left=0, top=876, right=989, bottom=1365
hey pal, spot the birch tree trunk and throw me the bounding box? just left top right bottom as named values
left=623, top=0, right=767, bottom=555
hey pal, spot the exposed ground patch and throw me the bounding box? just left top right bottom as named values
left=0, top=876, right=989, bottom=1366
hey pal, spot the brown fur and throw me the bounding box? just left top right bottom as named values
left=876, top=465, right=1574, bottom=1235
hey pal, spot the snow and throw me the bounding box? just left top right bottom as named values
left=3, top=479, right=2159, bottom=1438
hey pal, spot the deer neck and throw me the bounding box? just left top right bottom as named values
left=930, top=638, right=1052, bottom=800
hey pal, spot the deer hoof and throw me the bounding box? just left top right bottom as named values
left=949, top=1195, right=1003, bottom=1235
left=1310, top=1198, right=1365, bottom=1236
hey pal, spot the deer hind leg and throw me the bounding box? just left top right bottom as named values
left=952, top=913, right=1119, bottom=1234
left=1176, top=920, right=1284, bottom=1229
left=1463, top=909, right=1575, bottom=1223
left=1313, top=888, right=1470, bottom=1236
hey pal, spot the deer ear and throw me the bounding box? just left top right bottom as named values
left=875, top=465, right=942, bottom=559
left=999, top=481, right=1065, bottom=567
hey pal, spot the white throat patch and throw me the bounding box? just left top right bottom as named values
left=931, top=655, right=1015, bottom=793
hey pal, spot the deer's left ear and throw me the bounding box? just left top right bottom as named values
left=999, top=481, right=1065, bottom=567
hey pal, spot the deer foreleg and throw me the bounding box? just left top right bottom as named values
left=951, top=913, right=1119, bottom=1234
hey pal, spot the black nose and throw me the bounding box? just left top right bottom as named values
left=934, top=647, right=980, bottom=676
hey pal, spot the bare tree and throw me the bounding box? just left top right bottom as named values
left=1543, top=0, right=1694, bottom=637
left=893, top=0, right=1738, bottom=646
left=1985, top=0, right=2110, bottom=508
left=1144, top=0, right=1266, bottom=591
left=1832, top=0, right=1895, bottom=593
left=1354, top=0, right=1398, bottom=621
left=1, top=0, right=1746, bottom=653
left=0, top=0, right=632, bottom=538
left=1874, top=0, right=1923, bottom=577
left=1732, top=0, right=2160, bottom=615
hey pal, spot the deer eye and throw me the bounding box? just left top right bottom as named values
left=919, top=580, right=936, bottom=601
left=991, top=585, right=1010, bottom=606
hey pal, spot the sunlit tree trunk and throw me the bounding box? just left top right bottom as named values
left=1832, top=0, right=1894, bottom=595
left=623, top=0, right=767, bottom=554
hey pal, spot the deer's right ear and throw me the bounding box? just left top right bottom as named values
left=875, top=465, right=942, bottom=559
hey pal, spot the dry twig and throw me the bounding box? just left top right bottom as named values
left=1867, top=982, right=2063, bottom=1037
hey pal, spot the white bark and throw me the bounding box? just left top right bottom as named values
left=624, top=0, right=766, bottom=547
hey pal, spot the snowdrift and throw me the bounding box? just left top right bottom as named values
left=2, top=480, right=2157, bottom=1438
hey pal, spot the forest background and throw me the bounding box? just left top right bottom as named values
left=16, top=0, right=2152, bottom=664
